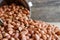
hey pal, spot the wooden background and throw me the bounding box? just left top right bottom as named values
left=28, top=0, right=60, bottom=22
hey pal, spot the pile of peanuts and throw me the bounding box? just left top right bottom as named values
left=0, top=4, right=60, bottom=40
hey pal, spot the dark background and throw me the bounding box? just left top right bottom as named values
left=28, top=0, right=60, bottom=22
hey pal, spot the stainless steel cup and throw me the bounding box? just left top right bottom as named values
left=0, top=0, right=32, bottom=25
left=0, top=0, right=32, bottom=11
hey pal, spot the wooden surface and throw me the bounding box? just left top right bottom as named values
left=48, top=22, right=60, bottom=27
left=28, top=0, right=60, bottom=22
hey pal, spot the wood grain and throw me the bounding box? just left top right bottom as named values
left=28, top=0, right=60, bottom=22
